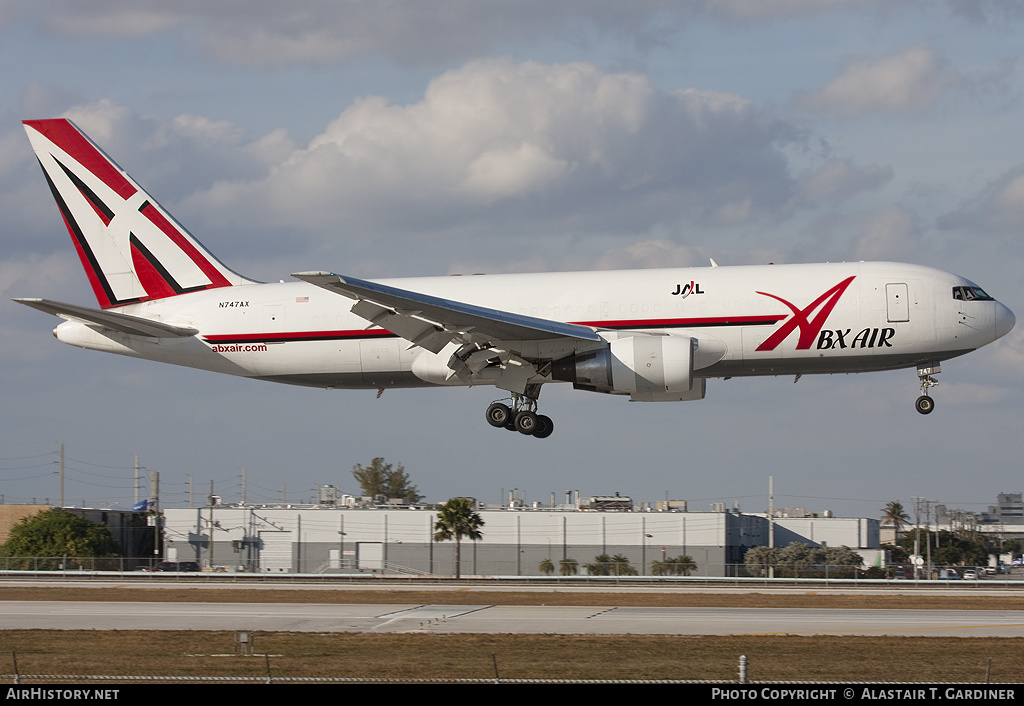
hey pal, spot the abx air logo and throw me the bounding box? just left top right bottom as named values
left=755, top=276, right=855, bottom=351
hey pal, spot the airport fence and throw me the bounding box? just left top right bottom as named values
left=0, top=557, right=1016, bottom=586
left=0, top=556, right=167, bottom=572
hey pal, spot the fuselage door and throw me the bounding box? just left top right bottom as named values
left=886, top=283, right=910, bottom=323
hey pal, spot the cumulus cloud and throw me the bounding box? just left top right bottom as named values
left=792, top=158, right=893, bottom=207
left=707, top=0, right=866, bottom=22
left=1, top=59, right=818, bottom=278
left=0, top=251, right=93, bottom=368
left=0, top=251, right=82, bottom=303
left=947, top=0, right=1024, bottom=24
left=183, top=59, right=799, bottom=244
left=940, top=165, right=1024, bottom=234
left=2, top=1, right=916, bottom=67
left=0, top=2, right=683, bottom=65
left=591, top=240, right=703, bottom=270
left=989, top=328, right=1024, bottom=373
left=853, top=207, right=920, bottom=260
left=55, top=101, right=296, bottom=200
left=793, top=43, right=967, bottom=118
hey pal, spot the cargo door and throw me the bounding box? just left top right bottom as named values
left=360, top=338, right=401, bottom=386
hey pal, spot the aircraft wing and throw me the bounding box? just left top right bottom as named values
left=13, top=298, right=198, bottom=338
left=291, top=271, right=601, bottom=354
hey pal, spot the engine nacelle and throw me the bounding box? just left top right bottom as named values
left=551, top=334, right=705, bottom=401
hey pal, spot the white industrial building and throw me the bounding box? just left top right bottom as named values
left=161, top=504, right=878, bottom=576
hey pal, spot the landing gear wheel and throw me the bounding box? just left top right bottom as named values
left=485, top=403, right=512, bottom=428
left=532, top=414, right=554, bottom=439
left=915, top=395, right=935, bottom=415
left=514, top=411, right=538, bottom=435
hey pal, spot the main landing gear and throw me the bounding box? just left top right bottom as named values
left=485, top=392, right=553, bottom=439
left=915, top=362, right=940, bottom=415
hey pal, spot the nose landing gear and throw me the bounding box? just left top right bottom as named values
left=915, top=362, right=940, bottom=415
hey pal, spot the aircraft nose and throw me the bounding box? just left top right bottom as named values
left=995, top=301, right=1015, bottom=340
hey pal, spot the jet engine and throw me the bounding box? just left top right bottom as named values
left=551, top=334, right=718, bottom=401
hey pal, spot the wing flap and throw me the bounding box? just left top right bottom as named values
left=350, top=298, right=451, bottom=354
left=13, top=298, right=198, bottom=338
left=293, top=271, right=602, bottom=348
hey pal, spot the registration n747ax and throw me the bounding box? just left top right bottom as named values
left=15, top=119, right=1015, bottom=438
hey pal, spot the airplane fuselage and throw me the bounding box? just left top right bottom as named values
left=52, top=260, right=1013, bottom=391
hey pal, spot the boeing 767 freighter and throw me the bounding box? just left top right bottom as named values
left=15, top=119, right=1015, bottom=438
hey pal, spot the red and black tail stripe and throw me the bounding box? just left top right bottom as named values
left=136, top=201, right=232, bottom=290
left=54, top=158, right=115, bottom=226
left=38, top=158, right=131, bottom=308
left=128, top=234, right=206, bottom=298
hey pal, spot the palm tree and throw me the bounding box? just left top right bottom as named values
left=539, top=558, right=555, bottom=575
left=651, top=555, right=697, bottom=576
left=610, top=553, right=638, bottom=576
left=584, top=553, right=613, bottom=576
left=433, top=497, right=485, bottom=579
left=559, top=557, right=578, bottom=576
left=585, top=553, right=638, bottom=576
left=882, top=501, right=910, bottom=539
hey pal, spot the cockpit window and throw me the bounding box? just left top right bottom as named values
left=952, top=286, right=993, bottom=301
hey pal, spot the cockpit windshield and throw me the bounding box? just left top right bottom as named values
left=952, top=286, right=993, bottom=301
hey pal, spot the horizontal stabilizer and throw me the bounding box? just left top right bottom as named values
left=13, top=298, right=198, bottom=338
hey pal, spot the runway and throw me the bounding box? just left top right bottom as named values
left=3, top=601, right=1024, bottom=636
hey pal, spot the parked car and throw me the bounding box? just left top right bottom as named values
left=138, top=561, right=200, bottom=572
left=962, top=568, right=980, bottom=580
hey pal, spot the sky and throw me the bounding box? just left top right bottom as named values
left=1, top=1, right=1022, bottom=520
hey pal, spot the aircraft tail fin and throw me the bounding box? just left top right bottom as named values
left=23, top=119, right=253, bottom=310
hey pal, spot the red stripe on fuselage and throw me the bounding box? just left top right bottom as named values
left=203, top=329, right=396, bottom=344
left=202, top=315, right=782, bottom=345
left=580, top=315, right=786, bottom=329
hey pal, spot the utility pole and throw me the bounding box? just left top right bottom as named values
left=768, top=476, right=775, bottom=579
left=208, top=480, right=215, bottom=570
left=149, top=470, right=160, bottom=513
left=925, top=500, right=935, bottom=579
left=58, top=443, right=64, bottom=509
left=150, top=469, right=161, bottom=562
left=913, top=497, right=921, bottom=581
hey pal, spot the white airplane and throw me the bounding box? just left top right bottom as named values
left=15, top=119, right=1016, bottom=438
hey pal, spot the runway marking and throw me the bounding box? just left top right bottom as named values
left=376, top=605, right=490, bottom=619
left=373, top=604, right=492, bottom=632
